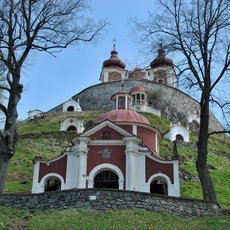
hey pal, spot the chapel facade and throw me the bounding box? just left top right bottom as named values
left=32, top=89, right=180, bottom=196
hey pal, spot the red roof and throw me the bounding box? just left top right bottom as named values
left=103, top=50, right=126, bottom=69
left=150, top=48, right=173, bottom=68
left=95, top=109, right=150, bottom=125
left=130, top=85, right=146, bottom=92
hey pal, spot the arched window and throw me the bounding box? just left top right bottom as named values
left=45, top=177, right=61, bottom=192
left=118, top=96, right=125, bottom=109
left=176, top=134, right=184, bottom=142
left=67, top=125, right=77, bottom=131
left=94, top=171, right=119, bottom=189
left=67, top=106, right=74, bottom=112
left=150, top=178, right=167, bottom=195
left=141, top=94, right=145, bottom=100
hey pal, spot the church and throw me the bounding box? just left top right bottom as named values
left=31, top=45, right=221, bottom=196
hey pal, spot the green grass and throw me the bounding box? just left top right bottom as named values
left=4, top=111, right=230, bottom=210
left=141, top=112, right=170, bottom=134
left=159, top=134, right=230, bottom=209
left=0, top=208, right=229, bottom=230
left=17, top=110, right=103, bottom=134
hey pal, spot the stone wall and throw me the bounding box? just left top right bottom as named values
left=48, top=79, right=223, bottom=131
left=0, top=189, right=221, bottom=217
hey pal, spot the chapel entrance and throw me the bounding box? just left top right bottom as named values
left=150, top=179, right=167, bottom=195
left=67, top=125, right=77, bottom=131
left=176, top=134, right=184, bottom=141
left=94, top=171, right=119, bottom=189
left=45, top=177, right=61, bottom=192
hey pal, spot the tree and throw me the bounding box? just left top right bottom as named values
left=0, top=0, right=106, bottom=192
left=134, top=0, right=229, bottom=203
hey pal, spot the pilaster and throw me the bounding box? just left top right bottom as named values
left=123, top=136, right=141, bottom=191
left=75, top=137, right=90, bottom=188
left=172, top=160, right=180, bottom=197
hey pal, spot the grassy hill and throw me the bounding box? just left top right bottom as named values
left=4, top=111, right=230, bottom=210
left=1, top=207, right=229, bottom=229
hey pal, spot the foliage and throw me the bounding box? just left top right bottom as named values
left=0, top=208, right=229, bottom=229
left=0, top=0, right=106, bottom=192
left=17, top=111, right=103, bottom=134
left=4, top=111, right=229, bottom=209
left=141, top=112, right=170, bottom=134
left=160, top=134, right=230, bottom=209
left=134, top=0, right=230, bottom=203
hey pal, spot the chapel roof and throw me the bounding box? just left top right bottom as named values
left=95, top=109, right=150, bottom=125
left=103, top=45, right=126, bottom=69
left=150, top=47, right=173, bottom=68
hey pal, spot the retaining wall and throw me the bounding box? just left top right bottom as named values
left=48, top=79, right=223, bottom=131
left=0, top=189, right=221, bottom=217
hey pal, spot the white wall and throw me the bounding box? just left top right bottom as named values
left=60, top=117, right=84, bottom=133
left=165, top=123, right=190, bottom=142
left=62, top=99, right=82, bottom=112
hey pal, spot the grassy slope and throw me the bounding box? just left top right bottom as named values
left=0, top=207, right=229, bottom=229
left=4, top=111, right=230, bottom=210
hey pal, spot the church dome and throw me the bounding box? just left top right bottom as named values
left=150, top=47, right=173, bottom=68
left=95, top=109, right=150, bottom=125
left=103, top=48, right=126, bottom=69
left=130, top=85, right=146, bottom=92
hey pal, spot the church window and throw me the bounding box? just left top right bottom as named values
left=45, top=177, right=61, bottom=192
left=67, top=106, right=74, bottom=111
left=118, top=96, right=125, bottom=109
left=94, top=171, right=119, bottom=189
left=112, top=72, right=117, bottom=77
left=150, top=179, right=167, bottom=195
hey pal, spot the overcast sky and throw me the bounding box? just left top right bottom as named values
left=18, top=0, right=156, bottom=120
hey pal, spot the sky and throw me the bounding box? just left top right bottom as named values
left=18, top=0, right=156, bottom=121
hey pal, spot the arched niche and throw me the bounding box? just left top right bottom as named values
left=67, top=106, right=74, bottom=112
left=67, top=125, right=77, bottom=131
left=44, top=176, right=62, bottom=192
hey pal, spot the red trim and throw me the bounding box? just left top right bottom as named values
left=39, top=155, right=67, bottom=182
left=146, top=156, right=174, bottom=183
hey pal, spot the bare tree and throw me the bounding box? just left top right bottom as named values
left=134, top=0, right=229, bottom=203
left=0, top=0, right=106, bottom=192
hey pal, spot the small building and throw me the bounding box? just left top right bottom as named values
left=60, top=117, right=84, bottom=133
left=62, top=99, right=82, bottom=112
left=28, top=109, right=44, bottom=121
left=32, top=90, right=180, bottom=197
left=165, top=123, right=190, bottom=142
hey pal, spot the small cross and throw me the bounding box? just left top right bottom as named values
left=113, top=39, right=116, bottom=50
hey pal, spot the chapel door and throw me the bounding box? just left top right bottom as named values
left=94, top=171, right=119, bottom=189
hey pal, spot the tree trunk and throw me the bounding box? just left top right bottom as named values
left=0, top=72, right=22, bottom=192
left=196, top=89, right=217, bottom=203
left=0, top=154, right=10, bottom=193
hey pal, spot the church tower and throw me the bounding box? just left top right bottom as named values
left=148, top=45, right=177, bottom=87
left=100, top=45, right=127, bottom=83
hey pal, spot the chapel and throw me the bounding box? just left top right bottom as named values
left=31, top=45, right=209, bottom=197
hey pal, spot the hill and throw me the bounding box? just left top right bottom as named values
left=0, top=208, right=229, bottom=229
left=4, top=111, right=230, bottom=209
